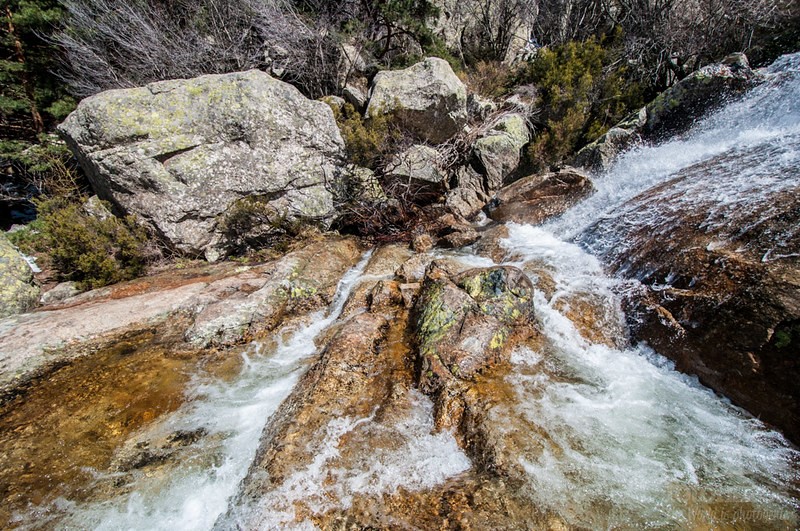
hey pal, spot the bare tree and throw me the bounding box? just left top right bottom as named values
left=55, top=0, right=340, bottom=98
left=604, top=0, right=794, bottom=86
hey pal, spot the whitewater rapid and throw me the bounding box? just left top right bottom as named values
left=41, top=53, right=800, bottom=529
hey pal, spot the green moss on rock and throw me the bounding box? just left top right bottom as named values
left=0, top=233, right=40, bottom=317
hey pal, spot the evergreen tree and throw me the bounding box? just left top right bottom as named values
left=1, top=0, right=73, bottom=141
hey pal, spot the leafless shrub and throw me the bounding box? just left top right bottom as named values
left=610, top=0, right=796, bottom=86
left=55, top=0, right=340, bottom=98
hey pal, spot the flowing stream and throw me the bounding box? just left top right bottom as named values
left=20, top=54, right=800, bottom=528
left=53, top=251, right=379, bottom=529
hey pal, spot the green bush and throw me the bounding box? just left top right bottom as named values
left=329, top=102, right=403, bottom=169
left=21, top=197, right=149, bottom=289
left=464, top=60, right=513, bottom=99
left=218, top=196, right=300, bottom=255
left=518, top=37, right=644, bottom=170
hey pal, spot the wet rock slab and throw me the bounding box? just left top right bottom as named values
left=581, top=142, right=800, bottom=442
left=0, top=236, right=362, bottom=402
left=487, top=167, right=595, bottom=225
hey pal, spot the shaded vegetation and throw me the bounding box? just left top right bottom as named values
left=218, top=196, right=304, bottom=256
left=517, top=37, right=645, bottom=170
left=10, top=197, right=149, bottom=289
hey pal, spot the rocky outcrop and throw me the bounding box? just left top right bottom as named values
left=412, top=262, right=535, bottom=428
left=472, top=113, right=530, bottom=189
left=432, top=0, right=533, bottom=64
left=384, top=144, right=448, bottom=201
left=366, top=58, right=468, bottom=144
left=486, top=167, right=594, bottom=225
left=59, top=70, right=346, bottom=259
left=0, top=236, right=361, bottom=401
left=185, top=237, right=362, bottom=346
left=0, top=234, right=39, bottom=318
left=217, top=251, right=560, bottom=530
left=572, top=108, right=646, bottom=173
left=445, top=113, right=532, bottom=219
left=574, top=53, right=761, bottom=172
left=581, top=143, right=800, bottom=442
left=445, top=165, right=491, bottom=219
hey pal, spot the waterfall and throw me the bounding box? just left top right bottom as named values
left=551, top=52, right=800, bottom=244
left=493, top=52, right=800, bottom=528
left=18, top=53, right=800, bottom=529
left=500, top=225, right=798, bottom=528
left=54, top=251, right=377, bottom=530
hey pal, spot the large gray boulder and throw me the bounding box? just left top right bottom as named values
left=384, top=144, right=448, bottom=201
left=0, top=234, right=39, bottom=317
left=366, top=58, right=467, bottom=144
left=59, top=70, right=346, bottom=259
left=472, top=112, right=530, bottom=190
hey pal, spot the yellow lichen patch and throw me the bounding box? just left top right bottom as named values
left=489, top=328, right=508, bottom=350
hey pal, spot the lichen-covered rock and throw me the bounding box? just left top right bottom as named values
left=39, top=282, right=81, bottom=306
left=0, top=234, right=39, bottom=318
left=58, top=70, right=346, bottom=258
left=487, top=167, right=594, bottom=224
left=413, top=263, right=534, bottom=396
left=644, top=54, right=759, bottom=137
left=342, top=84, right=368, bottom=113
left=467, top=93, right=497, bottom=121
left=0, top=236, right=362, bottom=402
left=186, top=237, right=362, bottom=347
left=385, top=144, right=448, bottom=201
left=472, top=113, right=530, bottom=190
left=366, top=58, right=467, bottom=144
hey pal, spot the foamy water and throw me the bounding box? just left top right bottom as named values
left=230, top=390, right=471, bottom=528
left=56, top=251, right=377, bottom=530
left=499, top=225, right=799, bottom=528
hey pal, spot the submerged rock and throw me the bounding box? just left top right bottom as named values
left=59, top=70, right=345, bottom=258
left=366, top=57, right=468, bottom=144
left=487, top=167, right=594, bottom=225
left=0, top=233, right=39, bottom=318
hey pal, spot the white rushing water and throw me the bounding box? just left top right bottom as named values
left=46, top=53, right=800, bottom=529
left=501, top=225, right=798, bottom=528
left=57, top=251, right=378, bottom=530
left=550, top=52, right=800, bottom=242
left=491, top=53, right=800, bottom=528
left=236, top=389, right=471, bottom=529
